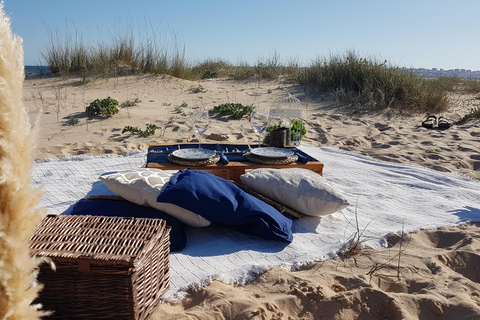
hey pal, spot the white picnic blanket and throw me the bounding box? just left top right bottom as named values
left=32, top=145, right=480, bottom=301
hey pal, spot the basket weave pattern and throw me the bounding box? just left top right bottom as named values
left=167, top=153, right=220, bottom=166
left=30, top=215, right=170, bottom=320
left=243, top=152, right=298, bottom=165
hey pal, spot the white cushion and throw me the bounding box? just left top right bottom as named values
left=240, top=168, right=349, bottom=216
left=99, top=168, right=211, bottom=227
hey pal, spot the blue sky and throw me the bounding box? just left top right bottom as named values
left=4, top=0, right=480, bottom=70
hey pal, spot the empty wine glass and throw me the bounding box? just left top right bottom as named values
left=191, top=109, right=210, bottom=149
left=250, top=109, right=269, bottom=148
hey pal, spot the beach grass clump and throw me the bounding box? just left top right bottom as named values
left=458, top=106, right=480, bottom=123
left=255, top=51, right=301, bottom=80
left=297, top=51, right=453, bottom=114
left=189, top=85, right=206, bottom=93
left=192, top=58, right=231, bottom=79
left=121, top=97, right=141, bottom=107
left=460, top=79, right=480, bottom=93
left=229, top=63, right=256, bottom=80
left=43, top=22, right=193, bottom=79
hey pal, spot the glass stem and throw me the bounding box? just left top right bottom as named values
left=198, top=134, right=202, bottom=149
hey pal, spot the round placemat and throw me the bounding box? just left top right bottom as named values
left=243, top=152, right=298, bottom=165
left=168, top=153, right=220, bottom=166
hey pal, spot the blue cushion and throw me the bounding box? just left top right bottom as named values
left=64, top=198, right=187, bottom=252
left=157, top=169, right=293, bottom=243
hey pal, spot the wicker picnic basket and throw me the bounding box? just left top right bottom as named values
left=30, top=215, right=170, bottom=320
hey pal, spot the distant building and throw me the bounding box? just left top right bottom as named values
left=405, top=67, right=480, bottom=79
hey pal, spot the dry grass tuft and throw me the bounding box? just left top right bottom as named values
left=0, top=4, right=46, bottom=319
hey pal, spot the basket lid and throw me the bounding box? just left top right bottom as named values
left=29, top=215, right=168, bottom=267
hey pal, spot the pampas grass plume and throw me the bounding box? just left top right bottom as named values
left=0, top=2, right=46, bottom=319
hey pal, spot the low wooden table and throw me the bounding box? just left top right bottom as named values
left=146, top=143, right=324, bottom=184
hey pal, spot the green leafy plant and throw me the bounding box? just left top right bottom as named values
left=65, top=116, right=79, bottom=126
left=291, top=118, right=306, bottom=139
left=85, top=97, right=119, bottom=117
left=201, top=70, right=217, bottom=79
left=210, top=103, right=255, bottom=119
left=121, top=97, right=141, bottom=107
left=267, top=119, right=306, bottom=141
left=190, top=85, right=206, bottom=93
left=122, top=124, right=160, bottom=137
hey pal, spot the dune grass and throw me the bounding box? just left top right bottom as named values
left=42, top=24, right=192, bottom=79
left=41, top=24, right=478, bottom=116
left=297, top=51, right=459, bottom=114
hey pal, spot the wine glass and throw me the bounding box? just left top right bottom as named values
left=250, top=109, right=269, bottom=148
left=191, top=109, right=210, bottom=149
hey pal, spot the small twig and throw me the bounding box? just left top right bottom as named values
left=366, top=221, right=410, bottom=281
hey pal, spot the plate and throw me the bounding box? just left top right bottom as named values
left=250, top=147, right=294, bottom=158
left=171, top=149, right=216, bottom=160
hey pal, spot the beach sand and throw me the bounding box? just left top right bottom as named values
left=24, top=74, right=480, bottom=319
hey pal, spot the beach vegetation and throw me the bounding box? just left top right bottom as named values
left=201, top=70, right=218, bottom=79
left=458, top=106, right=480, bottom=123
left=42, top=21, right=192, bottom=79
left=121, top=97, right=141, bottom=107
left=122, top=124, right=159, bottom=136
left=192, top=58, right=231, bottom=78
left=85, top=97, right=119, bottom=118
left=461, top=79, right=480, bottom=93
left=40, top=22, right=471, bottom=116
left=189, top=84, right=206, bottom=93
left=297, top=50, right=454, bottom=114
left=210, top=103, right=255, bottom=119
left=173, top=101, right=188, bottom=114
left=65, top=116, right=80, bottom=126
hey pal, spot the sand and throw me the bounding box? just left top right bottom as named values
left=24, top=74, right=480, bottom=319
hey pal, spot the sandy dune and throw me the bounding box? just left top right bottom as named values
left=24, top=74, right=480, bottom=319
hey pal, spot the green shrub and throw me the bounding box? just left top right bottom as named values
left=190, top=85, right=206, bottom=93
left=65, top=116, right=79, bottom=126
left=210, top=103, right=255, bottom=119
left=122, top=124, right=159, bottom=136
left=121, top=97, right=141, bottom=107
left=201, top=70, right=218, bottom=79
left=86, top=97, right=119, bottom=117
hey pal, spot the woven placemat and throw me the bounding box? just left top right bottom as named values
left=243, top=152, right=298, bottom=165
left=168, top=153, right=220, bottom=166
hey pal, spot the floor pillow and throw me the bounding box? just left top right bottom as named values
left=64, top=198, right=187, bottom=252
left=99, top=168, right=210, bottom=228
left=240, top=168, right=349, bottom=216
left=157, top=169, right=293, bottom=243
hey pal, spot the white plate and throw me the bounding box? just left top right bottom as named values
left=172, top=149, right=216, bottom=160
left=250, top=147, right=294, bottom=158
